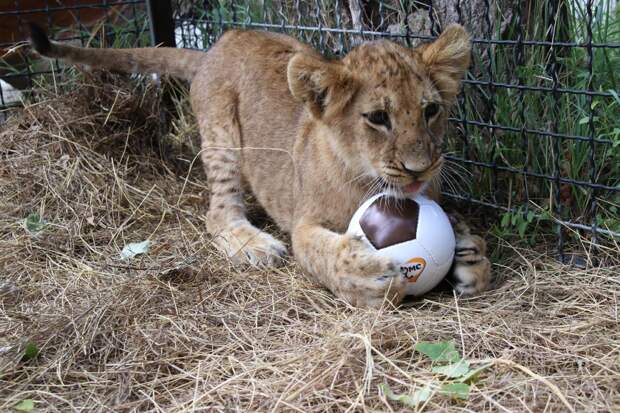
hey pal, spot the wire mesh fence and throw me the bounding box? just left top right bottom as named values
left=0, top=0, right=150, bottom=110
left=1, top=0, right=619, bottom=258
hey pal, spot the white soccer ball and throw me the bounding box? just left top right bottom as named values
left=347, top=193, right=456, bottom=296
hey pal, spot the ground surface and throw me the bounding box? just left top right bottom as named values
left=1, top=76, right=619, bottom=412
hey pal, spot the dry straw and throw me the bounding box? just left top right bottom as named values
left=1, top=74, right=618, bottom=412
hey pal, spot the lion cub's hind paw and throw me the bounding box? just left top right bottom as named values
left=451, top=257, right=491, bottom=296
left=450, top=234, right=491, bottom=296
left=213, top=223, right=287, bottom=267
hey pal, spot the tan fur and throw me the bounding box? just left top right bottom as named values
left=32, top=24, right=491, bottom=308
left=39, top=41, right=206, bottom=80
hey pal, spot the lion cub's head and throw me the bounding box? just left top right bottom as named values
left=287, top=24, right=470, bottom=196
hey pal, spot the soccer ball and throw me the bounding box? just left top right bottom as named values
left=347, top=193, right=455, bottom=296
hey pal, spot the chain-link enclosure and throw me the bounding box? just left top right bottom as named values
left=2, top=1, right=619, bottom=258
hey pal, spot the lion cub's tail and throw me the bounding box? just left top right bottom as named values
left=29, top=23, right=205, bottom=82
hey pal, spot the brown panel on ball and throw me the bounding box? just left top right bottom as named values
left=359, top=196, right=419, bottom=249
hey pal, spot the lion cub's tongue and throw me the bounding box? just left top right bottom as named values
left=403, top=181, right=423, bottom=194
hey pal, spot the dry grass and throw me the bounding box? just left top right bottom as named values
left=1, top=74, right=619, bottom=412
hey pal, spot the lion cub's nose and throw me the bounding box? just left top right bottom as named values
left=401, top=160, right=431, bottom=175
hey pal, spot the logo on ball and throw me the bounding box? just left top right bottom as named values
left=401, top=257, right=426, bottom=283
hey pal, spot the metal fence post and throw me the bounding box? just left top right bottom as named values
left=147, top=0, right=176, bottom=47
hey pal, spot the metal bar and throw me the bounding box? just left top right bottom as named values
left=446, top=118, right=614, bottom=145
left=482, top=0, right=499, bottom=205
left=514, top=0, right=530, bottom=219
left=548, top=0, right=565, bottom=257
left=444, top=156, right=620, bottom=192
left=314, top=0, right=325, bottom=51
left=442, top=192, right=620, bottom=239
left=585, top=0, right=599, bottom=246
left=453, top=0, right=473, bottom=205
left=333, top=0, right=345, bottom=54
left=462, top=79, right=615, bottom=98
left=428, top=0, right=439, bottom=36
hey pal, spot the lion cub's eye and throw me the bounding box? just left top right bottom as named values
left=424, top=103, right=441, bottom=122
left=363, top=110, right=391, bottom=130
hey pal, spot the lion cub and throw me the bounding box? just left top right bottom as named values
left=30, top=23, right=491, bottom=308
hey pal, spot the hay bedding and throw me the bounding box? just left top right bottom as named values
left=0, top=74, right=618, bottom=412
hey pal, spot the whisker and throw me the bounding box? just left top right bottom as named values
left=444, top=164, right=472, bottom=186
left=442, top=168, right=463, bottom=193
left=440, top=161, right=472, bottom=195
left=440, top=168, right=459, bottom=195
left=344, top=171, right=372, bottom=187
left=444, top=158, right=473, bottom=176
left=360, top=176, right=383, bottom=205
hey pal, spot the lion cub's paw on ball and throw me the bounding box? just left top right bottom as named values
left=333, top=235, right=407, bottom=309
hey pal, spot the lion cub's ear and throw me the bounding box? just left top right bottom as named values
left=419, top=24, right=471, bottom=102
left=287, top=53, right=356, bottom=119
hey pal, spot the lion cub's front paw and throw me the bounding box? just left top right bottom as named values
left=332, top=235, right=407, bottom=309
left=212, top=223, right=287, bottom=267
left=450, top=233, right=491, bottom=296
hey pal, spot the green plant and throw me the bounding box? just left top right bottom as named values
left=13, top=400, right=35, bottom=412
left=448, top=0, right=620, bottom=244
left=21, top=342, right=39, bottom=362
left=380, top=340, right=492, bottom=408
left=24, top=213, right=47, bottom=235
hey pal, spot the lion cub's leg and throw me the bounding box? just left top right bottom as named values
left=292, top=218, right=407, bottom=309
left=446, top=213, right=492, bottom=295
left=195, top=88, right=287, bottom=267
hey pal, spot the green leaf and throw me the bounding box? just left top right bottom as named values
left=380, top=383, right=431, bottom=407
left=439, top=383, right=470, bottom=400
left=21, top=343, right=39, bottom=361
left=518, top=220, right=528, bottom=238
left=13, top=400, right=35, bottom=412
left=579, top=116, right=599, bottom=124
left=500, top=213, right=510, bottom=228
left=458, top=363, right=493, bottom=383
left=431, top=360, right=471, bottom=378
left=526, top=210, right=535, bottom=223
left=608, top=89, right=620, bottom=105
left=120, top=240, right=151, bottom=259
left=415, top=340, right=461, bottom=363
left=24, top=213, right=47, bottom=235
left=410, top=387, right=432, bottom=405
left=540, top=209, right=553, bottom=220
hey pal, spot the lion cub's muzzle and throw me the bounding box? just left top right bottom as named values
left=378, top=157, right=443, bottom=195
left=400, top=156, right=444, bottom=181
